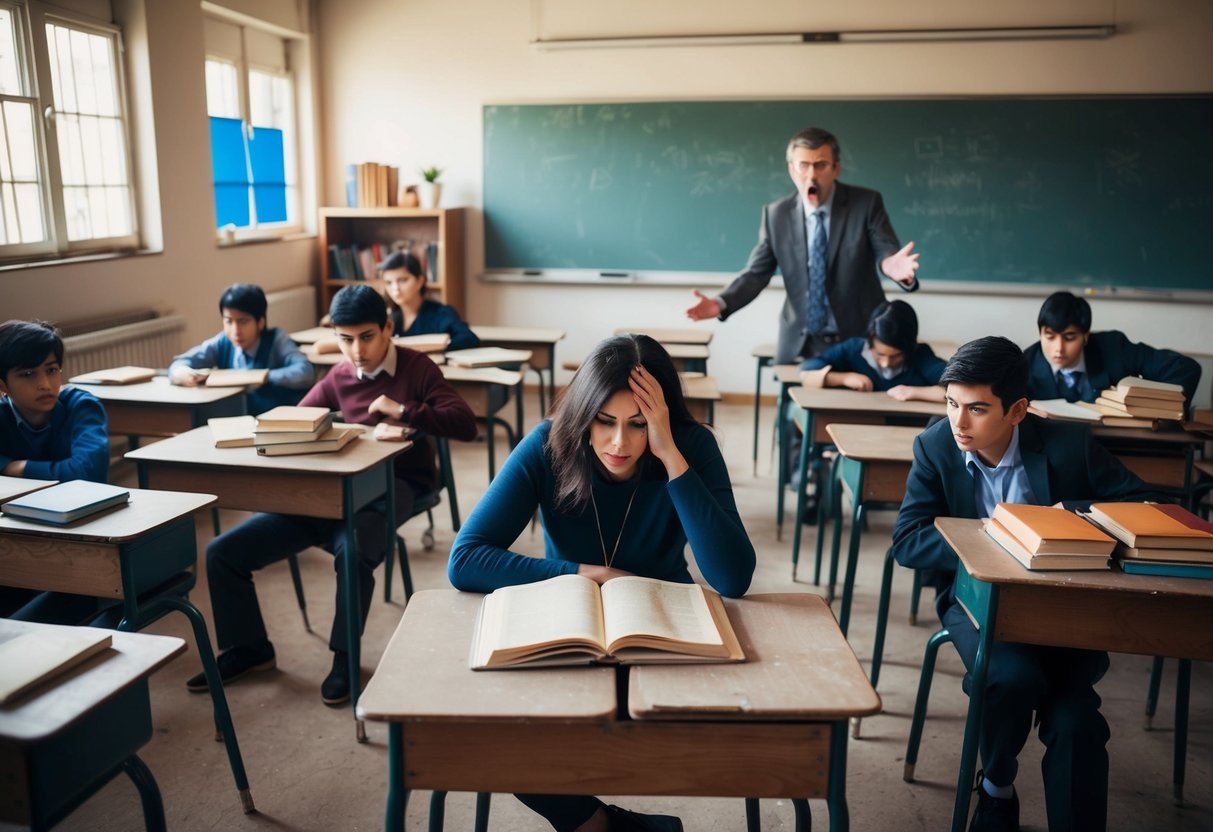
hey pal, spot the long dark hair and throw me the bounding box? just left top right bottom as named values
left=547, top=334, right=696, bottom=511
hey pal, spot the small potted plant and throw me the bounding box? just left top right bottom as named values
left=418, top=166, right=443, bottom=208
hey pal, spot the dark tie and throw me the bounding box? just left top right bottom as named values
left=1059, top=370, right=1083, bottom=402
left=806, top=210, right=829, bottom=335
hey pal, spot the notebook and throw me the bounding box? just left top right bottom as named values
left=0, top=480, right=130, bottom=525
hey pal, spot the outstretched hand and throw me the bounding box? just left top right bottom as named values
left=685, top=289, right=721, bottom=321
left=882, top=241, right=920, bottom=286
left=629, top=365, right=689, bottom=480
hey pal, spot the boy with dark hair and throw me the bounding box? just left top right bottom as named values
left=892, top=335, right=1163, bottom=832
left=799, top=299, right=946, bottom=402
left=0, top=319, right=112, bottom=621
left=170, top=283, right=314, bottom=414
left=189, top=285, right=477, bottom=705
left=1025, top=290, right=1200, bottom=407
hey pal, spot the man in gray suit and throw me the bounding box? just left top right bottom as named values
left=686, top=127, right=921, bottom=365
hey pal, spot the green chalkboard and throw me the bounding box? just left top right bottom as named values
left=483, top=97, right=1213, bottom=291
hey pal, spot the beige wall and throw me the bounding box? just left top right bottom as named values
left=0, top=0, right=315, bottom=352
left=316, top=0, right=1213, bottom=402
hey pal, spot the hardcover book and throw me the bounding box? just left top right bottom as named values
left=1084, top=503, right=1213, bottom=551
left=252, top=413, right=335, bottom=444
left=1028, top=399, right=1102, bottom=423
left=254, top=406, right=331, bottom=432
left=984, top=520, right=1111, bottom=571
left=1120, top=559, right=1213, bottom=580
left=68, top=366, right=156, bottom=385
left=208, top=415, right=257, bottom=448
left=991, top=503, right=1117, bottom=557
left=0, top=628, right=113, bottom=704
left=254, top=425, right=364, bottom=456
left=469, top=573, right=745, bottom=670
left=204, top=368, right=268, bottom=387
left=0, top=480, right=130, bottom=525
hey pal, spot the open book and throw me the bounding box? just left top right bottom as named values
left=469, top=574, right=744, bottom=670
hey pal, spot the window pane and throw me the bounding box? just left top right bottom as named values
left=3, top=100, right=37, bottom=180
left=13, top=181, right=46, bottom=243
left=87, top=29, right=117, bottom=116
left=99, top=116, right=126, bottom=185
left=105, top=185, right=130, bottom=235
left=55, top=112, right=84, bottom=185
left=205, top=59, right=239, bottom=118
left=63, top=185, right=89, bottom=239
left=0, top=182, right=16, bottom=243
left=78, top=115, right=104, bottom=185
left=210, top=115, right=249, bottom=227
left=86, top=185, right=108, bottom=237
left=0, top=9, right=24, bottom=95
left=49, top=24, right=76, bottom=112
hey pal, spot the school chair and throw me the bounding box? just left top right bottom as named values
left=750, top=344, right=776, bottom=476
left=285, top=436, right=460, bottom=629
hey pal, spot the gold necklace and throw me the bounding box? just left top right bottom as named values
left=589, top=485, right=639, bottom=569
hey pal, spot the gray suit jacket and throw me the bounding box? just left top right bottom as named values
left=718, top=181, right=916, bottom=364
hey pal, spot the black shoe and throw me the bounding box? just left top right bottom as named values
left=604, top=804, right=684, bottom=832
left=800, top=496, right=819, bottom=525
left=969, top=772, right=1019, bottom=832
left=185, top=643, right=275, bottom=692
left=321, top=651, right=352, bottom=706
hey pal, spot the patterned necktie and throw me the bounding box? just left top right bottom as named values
left=806, top=210, right=829, bottom=335
left=1059, top=370, right=1083, bottom=402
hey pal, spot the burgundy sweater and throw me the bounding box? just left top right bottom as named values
left=301, top=346, right=477, bottom=488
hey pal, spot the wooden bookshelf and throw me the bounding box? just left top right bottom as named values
left=317, top=207, right=466, bottom=318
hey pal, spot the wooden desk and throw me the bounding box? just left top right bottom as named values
left=1090, top=424, right=1202, bottom=503
left=358, top=590, right=880, bottom=832
left=0, top=476, right=57, bottom=503
left=615, top=326, right=713, bottom=346
left=680, top=374, right=720, bottom=425
left=750, top=343, right=777, bottom=476
left=0, top=489, right=255, bottom=813
left=785, top=385, right=941, bottom=545
left=664, top=342, right=710, bottom=374
left=126, top=429, right=410, bottom=739
left=935, top=517, right=1213, bottom=832
left=440, top=365, right=524, bottom=481
left=471, top=325, right=566, bottom=415
left=289, top=326, right=331, bottom=345
left=0, top=621, right=185, bottom=830
left=72, top=377, right=247, bottom=441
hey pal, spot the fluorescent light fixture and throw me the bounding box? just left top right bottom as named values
left=532, top=25, right=1115, bottom=50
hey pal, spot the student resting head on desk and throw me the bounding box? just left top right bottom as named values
left=448, top=333, right=755, bottom=832
left=188, top=284, right=477, bottom=706
left=0, top=319, right=117, bottom=624
left=1024, top=290, right=1201, bottom=408
left=891, top=335, right=1165, bottom=832
left=798, top=299, right=945, bottom=402
left=168, top=283, right=315, bottom=414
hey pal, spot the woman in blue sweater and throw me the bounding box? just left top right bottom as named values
left=800, top=299, right=945, bottom=402
left=381, top=250, right=480, bottom=351
left=448, top=333, right=755, bottom=832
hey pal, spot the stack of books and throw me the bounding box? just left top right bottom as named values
left=345, top=162, right=400, bottom=208
left=1082, top=376, right=1186, bottom=427
left=984, top=502, right=1117, bottom=571
left=1082, top=502, right=1213, bottom=580
left=252, top=406, right=361, bottom=456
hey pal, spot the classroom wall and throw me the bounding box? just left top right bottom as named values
left=317, top=0, right=1213, bottom=404
left=0, top=0, right=317, bottom=352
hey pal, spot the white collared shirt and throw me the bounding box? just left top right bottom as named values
left=357, top=343, right=398, bottom=381
left=965, top=425, right=1037, bottom=519
left=861, top=343, right=898, bottom=381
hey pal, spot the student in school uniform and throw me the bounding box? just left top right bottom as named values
left=449, top=333, right=755, bottom=832
left=892, top=336, right=1163, bottom=832
left=0, top=319, right=112, bottom=622
left=169, top=283, right=314, bottom=414
left=381, top=250, right=479, bottom=350
left=188, top=285, right=477, bottom=705
left=799, top=299, right=946, bottom=401
left=1024, top=290, right=1201, bottom=408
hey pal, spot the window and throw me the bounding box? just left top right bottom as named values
left=0, top=1, right=137, bottom=259
left=204, top=18, right=300, bottom=237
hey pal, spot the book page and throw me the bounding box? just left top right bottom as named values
left=483, top=573, right=606, bottom=654
left=601, top=577, right=722, bottom=651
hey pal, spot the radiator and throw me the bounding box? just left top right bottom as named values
left=62, top=314, right=187, bottom=377
left=265, top=285, right=319, bottom=333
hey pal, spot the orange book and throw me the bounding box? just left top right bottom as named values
left=991, top=503, right=1116, bottom=556
left=1087, top=503, right=1213, bottom=551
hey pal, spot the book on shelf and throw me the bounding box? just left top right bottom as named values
left=1082, top=502, right=1213, bottom=551
left=425, top=240, right=439, bottom=283
left=204, top=368, right=268, bottom=388
left=208, top=415, right=257, bottom=448
left=254, top=406, right=331, bottom=432
left=349, top=162, right=400, bottom=208
left=345, top=164, right=357, bottom=208
left=252, top=413, right=336, bottom=446
left=991, top=502, right=1118, bottom=557
left=255, top=425, right=366, bottom=456
left=468, top=573, right=745, bottom=670
left=1119, top=559, right=1213, bottom=580
left=68, top=366, right=157, bottom=385
left=393, top=333, right=450, bottom=353
left=1028, top=399, right=1102, bottom=423
left=0, top=627, right=113, bottom=705
left=984, top=519, right=1111, bottom=571
left=0, top=480, right=130, bottom=525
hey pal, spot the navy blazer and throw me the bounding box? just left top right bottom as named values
left=1025, top=329, right=1201, bottom=407
left=718, top=182, right=916, bottom=364
left=800, top=338, right=945, bottom=392
left=891, top=415, right=1162, bottom=575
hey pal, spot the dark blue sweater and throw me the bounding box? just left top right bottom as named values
left=0, top=386, right=109, bottom=482
left=448, top=420, right=755, bottom=598
left=800, top=338, right=945, bottom=391
left=392, top=300, right=480, bottom=351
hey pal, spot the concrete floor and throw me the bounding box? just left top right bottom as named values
left=56, top=393, right=1210, bottom=831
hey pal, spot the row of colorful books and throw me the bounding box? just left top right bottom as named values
left=208, top=406, right=362, bottom=456
left=985, top=501, right=1213, bottom=579
left=1029, top=376, right=1186, bottom=429
left=328, top=240, right=439, bottom=283
left=345, top=162, right=400, bottom=208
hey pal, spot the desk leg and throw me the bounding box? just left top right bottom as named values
left=515, top=378, right=525, bottom=443
left=1174, top=658, right=1191, bottom=804
left=776, top=385, right=790, bottom=541
left=752, top=358, right=764, bottom=476
left=837, top=459, right=866, bottom=638
left=826, top=720, right=849, bottom=832
left=791, top=408, right=813, bottom=579
left=386, top=723, right=407, bottom=832
left=123, top=755, right=167, bottom=832
left=342, top=483, right=366, bottom=742
left=951, top=577, right=999, bottom=832
left=825, top=459, right=844, bottom=602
